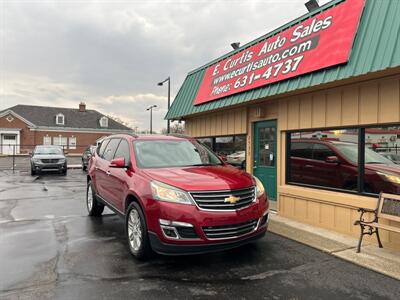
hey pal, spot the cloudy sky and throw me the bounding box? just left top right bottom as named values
left=1, top=0, right=330, bottom=132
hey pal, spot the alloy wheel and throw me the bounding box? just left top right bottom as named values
left=128, top=209, right=142, bottom=251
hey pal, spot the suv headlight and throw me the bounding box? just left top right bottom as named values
left=151, top=181, right=194, bottom=205
left=33, top=158, right=41, bottom=163
left=377, top=172, right=400, bottom=184
left=254, top=176, right=265, bottom=198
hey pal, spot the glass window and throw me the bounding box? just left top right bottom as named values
left=114, top=139, right=130, bottom=163
left=102, top=138, right=121, bottom=161
left=364, top=126, right=400, bottom=195
left=197, top=138, right=213, bottom=150
left=134, top=140, right=222, bottom=168
left=69, top=137, right=76, bottom=150
left=98, top=139, right=110, bottom=156
left=43, top=136, right=51, bottom=145
left=288, top=129, right=359, bottom=191
left=216, top=135, right=247, bottom=169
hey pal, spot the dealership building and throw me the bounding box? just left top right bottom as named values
left=166, top=0, right=400, bottom=248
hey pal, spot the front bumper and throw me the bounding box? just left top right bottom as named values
left=32, top=163, right=67, bottom=172
left=145, top=194, right=269, bottom=255
left=148, top=228, right=266, bottom=255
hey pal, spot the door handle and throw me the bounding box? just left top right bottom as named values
left=305, top=165, right=314, bottom=168
left=106, top=170, right=111, bottom=176
left=95, top=167, right=99, bottom=170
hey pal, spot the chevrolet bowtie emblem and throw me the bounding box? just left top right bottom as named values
left=224, top=195, right=240, bottom=204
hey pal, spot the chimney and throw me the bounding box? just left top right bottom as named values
left=79, top=102, right=86, bottom=112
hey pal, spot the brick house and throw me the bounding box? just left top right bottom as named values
left=0, top=103, right=132, bottom=154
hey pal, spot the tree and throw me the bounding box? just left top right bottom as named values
left=161, top=122, right=185, bottom=134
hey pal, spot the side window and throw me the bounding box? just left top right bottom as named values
left=312, top=144, right=336, bottom=161
left=113, top=139, right=130, bottom=163
left=102, top=139, right=121, bottom=161
left=290, top=142, right=313, bottom=159
left=98, top=139, right=110, bottom=157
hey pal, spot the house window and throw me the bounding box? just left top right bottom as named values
left=286, top=125, right=400, bottom=196
left=56, top=113, right=65, bottom=125
left=53, top=136, right=67, bottom=149
left=69, top=137, right=77, bottom=150
left=43, top=136, right=52, bottom=145
left=99, top=116, right=108, bottom=128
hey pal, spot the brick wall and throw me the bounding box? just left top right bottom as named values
left=0, top=113, right=113, bottom=154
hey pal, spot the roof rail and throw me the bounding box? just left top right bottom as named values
left=127, top=133, right=139, bottom=138
left=166, top=133, right=192, bottom=138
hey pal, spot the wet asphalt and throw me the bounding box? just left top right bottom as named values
left=1, top=170, right=400, bottom=300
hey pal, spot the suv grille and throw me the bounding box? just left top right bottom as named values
left=203, top=219, right=258, bottom=239
left=190, top=187, right=255, bottom=210
left=41, top=159, right=59, bottom=164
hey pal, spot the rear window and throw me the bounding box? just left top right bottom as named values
left=102, top=139, right=121, bottom=161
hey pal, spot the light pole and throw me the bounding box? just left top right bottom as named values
left=157, top=77, right=170, bottom=134
left=146, top=105, right=157, bottom=134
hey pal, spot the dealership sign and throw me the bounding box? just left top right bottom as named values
left=193, top=0, right=365, bottom=106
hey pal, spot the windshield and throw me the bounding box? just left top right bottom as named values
left=34, top=146, right=63, bottom=155
left=335, top=144, right=394, bottom=165
left=134, top=140, right=222, bottom=168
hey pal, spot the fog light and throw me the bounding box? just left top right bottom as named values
left=159, top=219, right=198, bottom=239
left=161, top=226, right=178, bottom=239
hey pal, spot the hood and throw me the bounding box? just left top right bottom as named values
left=32, top=154, right=66, bottom=160
left=366, top=163, right=400, bottom=175
left=142, top=165, right=254, bottom=191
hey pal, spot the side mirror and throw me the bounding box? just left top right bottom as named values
left=29, top=151, right=33, bottom=156
left=326, top=156, right=340, bottom=164
left=110, top=157, right=126, bottom=168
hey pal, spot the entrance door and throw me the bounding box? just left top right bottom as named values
left=253, top=120, right=277, bottom=201
left=1, top=134, right=17, bottom=155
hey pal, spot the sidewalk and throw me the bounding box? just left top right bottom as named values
left=268, top=213, right=400, bottom=281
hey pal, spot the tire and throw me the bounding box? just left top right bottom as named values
left=62, top=169, right=67, bottom=176
left=126, top=202, right=152, bottom=260
left=86, top=181, right=104, bottom=216
left=31, top=167, right=36, bottom=176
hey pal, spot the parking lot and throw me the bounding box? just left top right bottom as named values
left=1, top=169, right=400, bottom=300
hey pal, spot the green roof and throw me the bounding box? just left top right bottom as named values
left=166, top=0, right=400, bottom=120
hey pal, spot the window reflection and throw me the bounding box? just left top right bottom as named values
left=364, top=126, right=400, bottom=194
left=288, top=129, right=359, bottom=191
left=197, top=135, right=247, bottom=169
left=288, top=126, right=400, bottom=195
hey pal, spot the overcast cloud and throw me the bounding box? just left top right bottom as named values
left=1, top=0, right=330, bottom=132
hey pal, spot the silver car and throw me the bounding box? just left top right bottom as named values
left=30, top=145, right=68, bottom=175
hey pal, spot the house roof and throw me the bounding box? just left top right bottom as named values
left=1, top=104, right=132, bottom=131
left=166, top=0, right=400, bottom=120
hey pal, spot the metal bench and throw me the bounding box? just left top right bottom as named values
left=355, top=193, right=400, bottom=253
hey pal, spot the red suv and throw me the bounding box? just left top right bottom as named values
left=86, top=134, right=269, bottom=259
left=290, top=139, right=400, bottom=194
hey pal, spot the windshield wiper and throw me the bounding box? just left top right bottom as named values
left=366, top=162, right=385, bottom=164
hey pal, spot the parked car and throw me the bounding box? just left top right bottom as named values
left=380, top=152, right=400, bottom=164
left=290, top=139, right=400, bottom=194
left=82, top=145, right=96, bottom=171
left=87, top=134, right=269, bottom=259
left=30, top=145, right=67, bottom=175
left=226, top=151, right=246, bottom=168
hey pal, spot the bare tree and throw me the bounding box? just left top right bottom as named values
left=161, top=122, right=185, bottom=134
